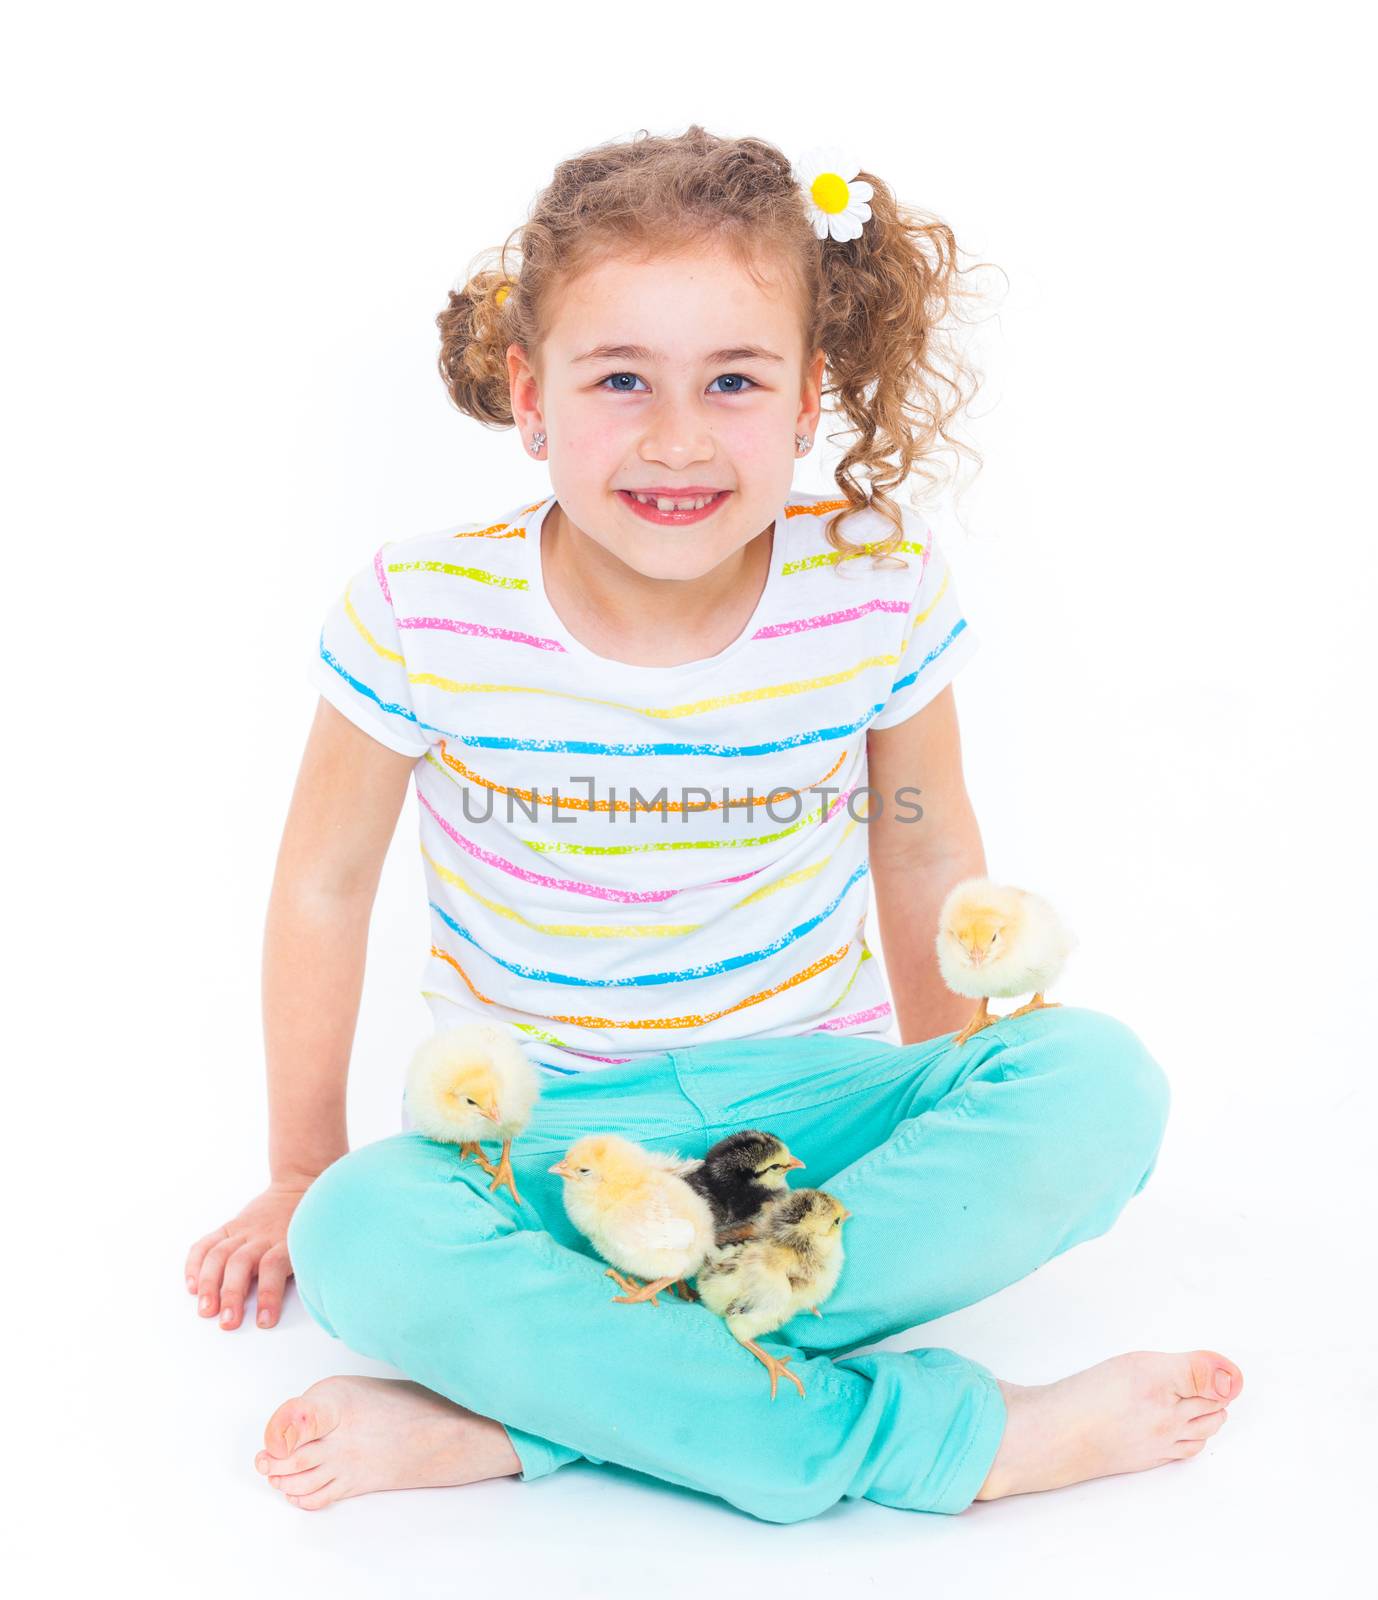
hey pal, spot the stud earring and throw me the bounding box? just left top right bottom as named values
left=530, top=430, right=546, bottom=455
left=795, top=433, right=812, bottom=454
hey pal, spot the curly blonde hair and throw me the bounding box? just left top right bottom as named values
left=437, top=125, right=996, bottom=565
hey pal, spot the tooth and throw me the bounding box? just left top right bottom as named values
left=629, top=492, right=716, bottom=509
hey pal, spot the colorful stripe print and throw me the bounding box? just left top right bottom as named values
left=308, top=489, right=976, bottom=1071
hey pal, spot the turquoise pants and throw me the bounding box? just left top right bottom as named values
left=286, top=1006, right=1169, bottom=1523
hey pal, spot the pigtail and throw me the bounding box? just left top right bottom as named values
left=815, top=172, right=992, bottom=563
left=437, top=245, right=523, bottom=428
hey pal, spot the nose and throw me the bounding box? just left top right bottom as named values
left=637, top=392, right=715, bottom=471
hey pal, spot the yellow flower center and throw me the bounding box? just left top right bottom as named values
left=494, top=284, right=510, bottom=306
left=810, top=173, right=850, bottom=215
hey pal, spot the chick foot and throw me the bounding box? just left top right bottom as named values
left=975, top=1349, right=1244, bottom=1500
left=604, top=1268, right=646, bottom=1297
left=673, top=1279, right=700, bottom=1301
left=1005, top=992, right=1060, bottom=1020
left=609, top=1272, right=677, bottom=1306
left=255, top=1374, right=520, bottom=1510
left=954, top=998, right=997, bottom=1046
left=484, top=1139, right=523, bottom=1205
left=740, top=1337, right=806, bottom=1399
left=458, top=1141, right=498, bottom=1176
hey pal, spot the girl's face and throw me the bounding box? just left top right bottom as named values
left=507, top=244, right=824, bottom=583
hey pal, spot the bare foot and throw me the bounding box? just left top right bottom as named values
left=255, top=1374, right=521, bottom=1510
left=975, top=1349, right=1244, bottom=1501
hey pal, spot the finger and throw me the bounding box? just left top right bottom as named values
left=195, top=1234, right=244, bottom=1317
left=254, top=1244, right=292, bottom=1329
left=185, top=1227, right=229, bottom=1294
left=217, top=1241, right=265, bottom=1330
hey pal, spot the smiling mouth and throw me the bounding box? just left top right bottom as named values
left=615, top=489, right=732, bottom=525
left=620, top=490, right=730, bottom=511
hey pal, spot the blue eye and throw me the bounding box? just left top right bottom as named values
left=707, top=373, right=757, bottom=394
left=596, top=372, right=758, bottom=395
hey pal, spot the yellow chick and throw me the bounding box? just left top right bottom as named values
left=936, top=876, right=1075, bottom=1045
left=404, top=1023, right=540, bottom=1204
left=548, top=1134, right=716, bottom=1306
left=696, top=1188, right=852, bottom=1399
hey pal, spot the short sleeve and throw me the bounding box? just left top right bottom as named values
left=869, top=523, right=980, bottom=731
left=307, top=546, right=435, bottom=757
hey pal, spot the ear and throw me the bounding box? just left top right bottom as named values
left=507, top=342, right=544, bottom=435
left=796, top=347, right=825, bottom=438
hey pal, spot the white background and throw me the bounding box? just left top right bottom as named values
left=7, top=2, right=1373, bottom=1593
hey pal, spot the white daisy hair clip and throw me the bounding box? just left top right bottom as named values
left=791, top=146, right=874, bottom=243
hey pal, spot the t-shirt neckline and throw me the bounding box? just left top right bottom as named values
left=524, top=492, right=785, bottom=675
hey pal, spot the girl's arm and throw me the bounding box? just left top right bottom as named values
left=184, top=698, right=417, bottom=1330
left=865, top=685, right=987, bottom=1045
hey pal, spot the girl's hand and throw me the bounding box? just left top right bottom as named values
left=184, top=1180, right=313, bottom=1331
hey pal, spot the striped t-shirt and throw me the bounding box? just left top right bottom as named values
left=308, top=489, right=978, bottom=1075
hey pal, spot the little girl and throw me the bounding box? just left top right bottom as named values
left=186, top=126, right=1242, bottom=1521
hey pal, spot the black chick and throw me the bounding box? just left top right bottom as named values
left=683, top=1130, right=807, bottom=1247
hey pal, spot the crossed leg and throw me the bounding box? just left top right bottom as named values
left=258, top=1007, right=1241, bottom=1518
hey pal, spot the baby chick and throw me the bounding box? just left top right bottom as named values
left=549, top=1134, right=716, bottom=1307
left=696, top=1188, right=852, bottom=1399
left=936, top=876, right=1075, bottom=1045
left=682, top=1130, right=807, bottom=1247
left=404, top=1022, right=540, bottom=1204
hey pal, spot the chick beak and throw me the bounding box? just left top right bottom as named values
left=480, top=1102, right=501, bottom=1122
left=548, top=1159, right=573, bottom=1178
left=781, top=1155, right=806, bottom=1171
left=837, top=1208, right=852, bottom=1222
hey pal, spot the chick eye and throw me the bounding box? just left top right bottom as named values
left=578, top=1167, right=590, bottom=1175
left=989, top=932, right=999, bottom=945
left=465, top=1097, right=477, bottom=1106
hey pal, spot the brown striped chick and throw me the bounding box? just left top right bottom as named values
left=696, top=1188, right=852, bottom=1399
left=549, top=1134, right=715, bottom=1306
left=404, top=1023, right=540, bottom=1204
left=936, top=877, right=1076, bottom=1045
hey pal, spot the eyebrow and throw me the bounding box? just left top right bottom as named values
left=570, top=342, right=785, bottom=366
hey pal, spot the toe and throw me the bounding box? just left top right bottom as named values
left=263, top=1388, right=338, bottom=1458
left=1180, top=1350, right=1244, bottom=1404
left=291, top=1481, right=339, bottom=1511
left=267, top=1463, right=334, bottom=1498
left=1170, top=1438, right=1208, bottom=1461
left=1177, top=1406, right=1229, bottom=1441
left=257, top=1442, right=325, bottom=1477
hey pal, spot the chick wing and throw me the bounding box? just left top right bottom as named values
left=698, top=1239, right=793, bottom=1330
left=605, top=1189, right=698, bottom=1259
left=593, top=1169, right=714, bottom=1280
